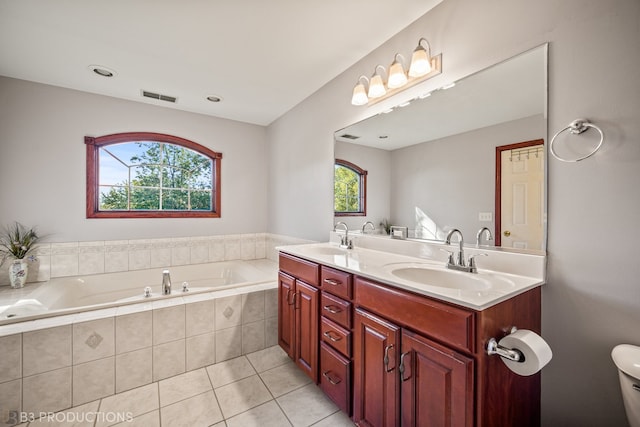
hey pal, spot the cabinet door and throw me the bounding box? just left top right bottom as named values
left=278, top=272, right=296, bottom=359
left=354, top=308, right=401, bottom=427
left=400, top=329, right=474, bottom=427
left=295, top=280, right=319, bottom=382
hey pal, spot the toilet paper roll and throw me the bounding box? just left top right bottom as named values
left=498, top=329, right=552, bottom=376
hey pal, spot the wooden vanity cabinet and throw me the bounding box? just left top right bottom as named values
left=278, top=252, right=542, bottom=427
left=278, top=254, right=320, bottom=382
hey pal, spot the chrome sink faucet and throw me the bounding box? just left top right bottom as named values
left=334, top=222, right=353, bottom=249
left=444, top=229, right=487, bottom=273
left=476, top=227, right=493, bottom=246
left=362, top=221, right=375, bottom=234
left=445, top=229, right=466, bottom=267
left=162, top=270, right=172, bottom=295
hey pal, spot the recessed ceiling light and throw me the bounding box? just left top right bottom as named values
left=88, top=65, right=116, bottom=77
left=206, top=95, right=222, bottom=103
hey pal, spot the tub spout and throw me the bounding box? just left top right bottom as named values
left=162, top=270, right=172, bottom=295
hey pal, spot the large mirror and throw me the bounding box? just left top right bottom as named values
left=334, top=44, right=548, bottom=252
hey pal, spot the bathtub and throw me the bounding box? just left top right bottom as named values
left=0, top=258, right=281, bottom=416
left=0, top=259, right=277, bottom=325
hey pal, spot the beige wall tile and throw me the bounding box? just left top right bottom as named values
left=115, top=311, right=152, bottom=354
left=152, top=306, right=185, bottom=345
left=0, top=379, right=21, bottom=425
left=265, top=316, right=278, bottom=347
left=185, top=300, right=215, bottom=337
left=23, top=367, right=72, bottom=414
left=73, top=318, right=115, bottom=364
left=23, top=325, right=71, bottom=377
left=264, top=288, right=277, bottom=319
left=242, top=291, right=265, bottom=324
left=152, top=339, right=185, bottom=381
left=242, top=321, right=265, bottom=354
left=215, top=327, right=242, bottom=363
left=186, top=332, right=215, bottom=371
left=73, top=357, right=115, bottom=406
left=0, top=334, right=21, bottom=383
left=215, top=295, right=242, bottom=330
left=115, top=347, right=152, bottom=394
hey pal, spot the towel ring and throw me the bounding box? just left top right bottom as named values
left=549, top=118, right=604, bottom=162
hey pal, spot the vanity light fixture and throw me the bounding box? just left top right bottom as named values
left=351, top=76, right=370, bottom=106
left=408, top=38, right=433, bottom=77
left=350, top=36, right=442, bottom=106
left=368, top=65, right=387, bottom=99
left=388, top=54, right=408, bottom=89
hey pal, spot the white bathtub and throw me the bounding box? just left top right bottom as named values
left=0, top=259, right=277, bottom=325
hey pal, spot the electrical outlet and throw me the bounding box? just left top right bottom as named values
left=478, top=212, right=493, bottom=222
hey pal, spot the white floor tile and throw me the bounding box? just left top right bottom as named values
left=225, top=401, right=292, bottom=427
left=214, top=375, right=272, bottom=419
left=259, top=362, right=312, bottom=397
left=206, top=356, right=256, bottom=389
left=277, top=383, right=338, bottom=427
left=160, top=390, right=223, bottom=427
left=158, top=368, right=212, bottom=407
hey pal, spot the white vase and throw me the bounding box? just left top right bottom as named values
left=9, top=259, right=28, bottom=289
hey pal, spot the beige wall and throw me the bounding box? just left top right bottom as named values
left=0, top=77, right=268, bottom=242
left=267, top=0, right=640, bottom=425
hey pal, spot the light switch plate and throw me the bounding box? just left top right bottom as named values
left=479, top=212, right=493, bottom=222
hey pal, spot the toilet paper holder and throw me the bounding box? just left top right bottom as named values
left=486, top=327, right=525, bottom=363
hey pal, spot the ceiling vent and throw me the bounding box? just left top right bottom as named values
left=340, top=133, right=360, bottom=140
left=142, top=90, right=177, bottom=103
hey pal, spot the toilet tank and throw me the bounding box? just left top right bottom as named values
left=612, top=344, right=640, bottom=427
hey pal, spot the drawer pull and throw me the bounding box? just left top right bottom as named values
left=322, top=370, right=342, bottom=385
left=633, top=384, right=640, bottom=392
left=384, top=344, right=395, bottom=373
left=399, top=351, right=411, bottom=381
left=323, top=331, right=342, bottom=342
left=323, top=278, right=341, bottom=286
left=323, top=304, right=342, bottom=314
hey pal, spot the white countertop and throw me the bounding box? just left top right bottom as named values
left=277, top=241, right=545, bottom=310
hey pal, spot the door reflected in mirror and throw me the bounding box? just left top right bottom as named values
left=334, top=44, right=548, bottom=252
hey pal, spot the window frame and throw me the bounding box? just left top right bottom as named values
left=334, top=158, right=367, bottom=217
left=85, top=132, right=222, bottom=218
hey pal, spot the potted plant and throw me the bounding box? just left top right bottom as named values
left=0, top=222, right=39, bottom=288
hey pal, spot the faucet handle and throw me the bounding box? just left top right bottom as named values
left=439, top=248, right=455, bottom=265
left=468, top=253, right=488, bottom=272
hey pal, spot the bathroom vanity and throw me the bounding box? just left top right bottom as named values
left=278, top=239, right=545, bottom=427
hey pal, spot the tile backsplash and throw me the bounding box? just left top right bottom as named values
left=0, top=233, right=314, bottom=287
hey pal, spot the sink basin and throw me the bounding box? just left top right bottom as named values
left=388, top=264, right=516, bottom=291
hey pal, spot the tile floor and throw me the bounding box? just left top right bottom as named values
left=17, top=345, right=355, bottom=427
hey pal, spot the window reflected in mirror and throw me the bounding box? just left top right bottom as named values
left=334, top=159, right=367, bottom=216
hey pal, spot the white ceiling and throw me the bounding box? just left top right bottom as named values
left=0, top=1, right=442, bottom=126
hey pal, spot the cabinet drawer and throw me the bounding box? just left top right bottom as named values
left=279, top=253, right=319, bottom=286
left=355, top=277, right=475, bottom=353
left=321, top=292, right=352, bottom=329
left=320, top=342, right=352, bottom=416
left=321, top=317, right=351, bottom=357
left=321, top=266, right=352, bottom=299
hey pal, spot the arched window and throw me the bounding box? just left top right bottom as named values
left=85, top=132, right=221, bottom=218
left=334, top=159, right=367, bottom=216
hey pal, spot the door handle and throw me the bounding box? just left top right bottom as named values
left=399, top=351, right=411, bottom=381
left=383, top=344, right=395, bottom=373
left=503, top=230, right=511, bottom=237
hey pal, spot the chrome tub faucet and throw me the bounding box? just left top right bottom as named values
left=162, top=270, right=172, bottom=295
